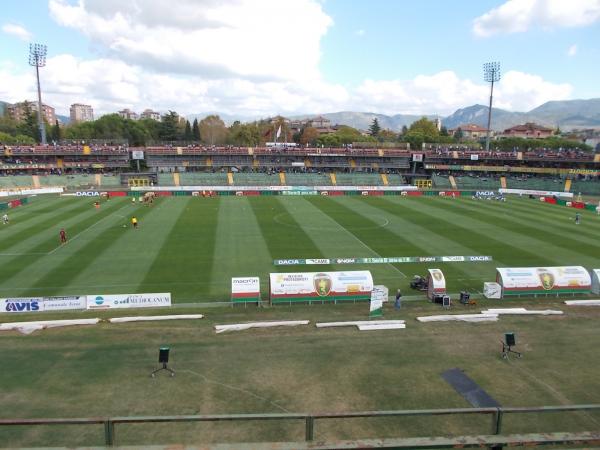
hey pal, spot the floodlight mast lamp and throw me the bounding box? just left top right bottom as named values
left=483, top=62, right=500, bottom=152
left=29, top=43, right=48, bottom=145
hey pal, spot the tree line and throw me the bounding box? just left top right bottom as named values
left=0, top=105, right=591, bottom=151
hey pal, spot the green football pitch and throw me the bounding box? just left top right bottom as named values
left=1, top=194, right=599, bottom=301
left=0, top=194, right=599, bottom=447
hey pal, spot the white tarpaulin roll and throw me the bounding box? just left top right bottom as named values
left=109, top=314, right=203, bottom=323
left=0, top=319, right=100, bottom=335
left=564, top=300, right=600, bottom=306
left=316, top=320, right=405, bottom=328
left=481, top=308, right=563, bottom=315
left=357, top=323, right=406, bottom=331
left=215, top=320, right=309, bottom=333
left=417, top=313, right=499, bottom=323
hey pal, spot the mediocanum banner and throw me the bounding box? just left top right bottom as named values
left=86, top=293, right=172, bottom=310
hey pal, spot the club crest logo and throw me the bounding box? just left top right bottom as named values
left=537, top=269, right=555, bottom=290
left=313, top=273, right=332, bottom=297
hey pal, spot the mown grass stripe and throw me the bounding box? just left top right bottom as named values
left=64, top=197, right=188, bottom=297
left=17, top=200, right=154, bottom=297
left=460, top=197, right=600, bottom=242
left=209, top=197, right=273, bottom=298
left=426, top=197, right=600, bottom=261
left=249, top=196, right=333, bottom=272
left=0, top=199, right=93, bottom=252
left=0, top=199, right=131, bottom=291
left=139, top=197, right=220, bottom=301
left=325, top=197, right=494, bottom=292
left=389, top=196, right=595, bottom=267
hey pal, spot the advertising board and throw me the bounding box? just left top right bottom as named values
left=43, top=296, right=87, bottom=311
left=86, top=293, right=171, bottom=310
left=231, top=277, right=261, bottom=303
left=1, top=297, right=43, bottom=313
left=592, top=269, right=600, bottom=295
left=269, top=271, right=373, bottom=304
left=496, top=266, right=591, bottom=296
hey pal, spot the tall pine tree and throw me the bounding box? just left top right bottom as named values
left=192, top=118, right=200, bottom=141
left=368, top=118, right=381, bottom=137
left=184, top=120, right=193, bottom=141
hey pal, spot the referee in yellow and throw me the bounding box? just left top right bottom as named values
left=131, top=216, right=138, bottom=229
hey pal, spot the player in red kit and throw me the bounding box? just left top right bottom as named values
left=59, top=228, right=67, bottom=244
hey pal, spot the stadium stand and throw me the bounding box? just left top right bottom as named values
left=431, top=174, right=452, bottom=189
left=284, top=172, right=332, bottom=186
left=178, top=172, right=229, bottom=186
left=569, top=179, right=600, bottom=195
left=454, top=176, right=500, bottom=190
left=505, top=177, right=564, bottom=191
left=335, top=172, right=384, bottom=186
left=231, top=172, right=277, bottom=186
left=382, top=174, right=408, bottom=185
left=0, top=175, right=33, bottom=188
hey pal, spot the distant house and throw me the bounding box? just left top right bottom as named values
left=118, top=108, right=139, bottom=120
left=502, top=123, right=554, bottom=139
left=451, top=123, right=489, bottom=140
left=140, top=109, right=161, bottom=121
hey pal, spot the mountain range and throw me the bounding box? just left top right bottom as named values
left=188, top=98, right=600, bottom=132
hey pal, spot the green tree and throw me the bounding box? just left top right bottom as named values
left=228, top=122, right=261, bottom=146
left=369, top=118, right=381, bottom=137
left=192, top=118, right=201, bottom=141
left=299, top=126, right=319, bottom=145
left=50, top=119, right=61, bottom=143
left=184, top=120, right=193, bottom=141
left=159, top=111, right=180, bottom=141
left=199, top=114, right=228, bottom=145
left=408, top=117, right=439, bottom=137
left=453, top=127, right=464, bottom=141
left=440, top=126, right=449, bottom=136
left=401, top=125, right=408, bottom=135
left=17, top=101, right=40, bottom=142
left=378, top=129, right=398, bottom=142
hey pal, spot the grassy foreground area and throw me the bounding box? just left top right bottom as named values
left=0, top=299, right=599, bottom=447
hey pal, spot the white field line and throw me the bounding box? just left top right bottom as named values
left=0, top=252, right=48, bottom=256
left=47, top=203, right=133, bottom=255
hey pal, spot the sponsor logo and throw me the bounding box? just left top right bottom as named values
left=75, top=191, right=100, bottom=197
left=476, top=191, right=495, bottom=196
left=95, top=296, right=104, bottom=305
left=442, top=256, right=464, bottom=262
left=313, top=273, right=332, bottom=297
left=419, top=257, right=435, bottom=262
left=336, top=258, right=356, bottom=264
left=233, top=279, right=256, bottom=284
left=4, top=301, right=39, bottom=312
left=306, top=259, right=329, bottom=265
left=537, top=269, right=555, bottom=290
left=469, top=256, right=492, bottom=261
left=276, top=259, right=301, bottom=265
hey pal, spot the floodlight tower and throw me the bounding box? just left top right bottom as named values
left=483, top=61, right=500, bottom=152
left=29, top=43, right=48, bottom=145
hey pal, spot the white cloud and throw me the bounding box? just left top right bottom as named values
left=2, top=23, right=33, bottom=41
left=48, top=0, right=333, bottom=82
left=0, top=54, right=571, bottom=118
left=567, top=44, right=578, bottom=56
left=473, top=0, right=600, bottom=37
left=355, top=29, right=365, bottom=36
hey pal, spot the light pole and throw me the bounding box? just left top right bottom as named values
left=483, top=61, right=500, bottom=152
left=29, top=43, right=48, bottom=145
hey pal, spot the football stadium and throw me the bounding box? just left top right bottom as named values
left=2, top=1, right=600, bottom=448
left=1, top=143, right=600, bottom=448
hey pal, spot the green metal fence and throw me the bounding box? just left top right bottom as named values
left=1, top=404, right=598, bottom=447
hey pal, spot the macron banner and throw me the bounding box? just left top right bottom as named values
left=231, top=277, right=261, bottom=302
left=87, top=293, right=171, bottom=310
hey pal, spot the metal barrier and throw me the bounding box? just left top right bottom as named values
left=0, top=404, right=599, bottom=447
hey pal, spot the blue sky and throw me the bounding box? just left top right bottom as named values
left=1, top=0, right=599, bottom=116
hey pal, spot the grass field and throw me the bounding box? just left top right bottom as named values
left=0, top=194, right=599, bottom=447
left=1, top=194, right=599, bottom=301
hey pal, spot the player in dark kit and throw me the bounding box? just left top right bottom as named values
left=59, top=228, right=67, bottom=243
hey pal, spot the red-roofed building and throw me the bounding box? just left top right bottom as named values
left=502, top=123, right=554, bottom=139
left=454, top=123, right=488, bottom=140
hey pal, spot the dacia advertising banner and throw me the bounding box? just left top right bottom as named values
left=496, top=266, right=591, bottom=296
left=87, top=293, right=172, bottom=310
left=269, top=271, right=373, bottom=304
left=231, top=277, right=261, bottom=303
